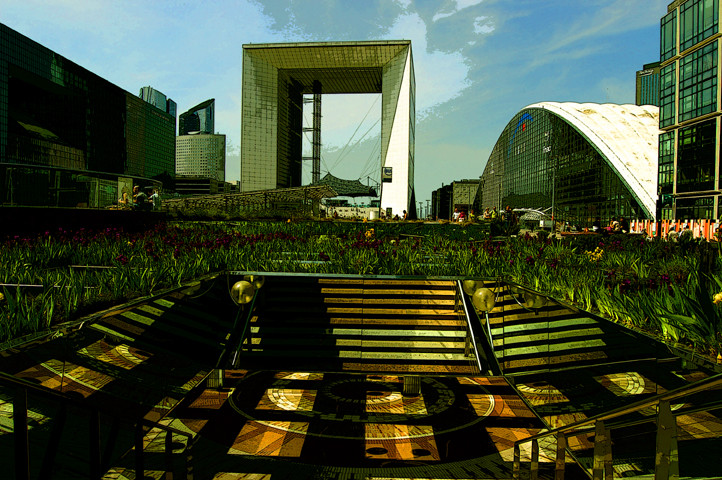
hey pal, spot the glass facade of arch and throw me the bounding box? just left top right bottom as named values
left=480, top=107, right=651, bottom=227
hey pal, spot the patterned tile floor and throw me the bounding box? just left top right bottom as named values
left=111, top=370, right=587, bottom=480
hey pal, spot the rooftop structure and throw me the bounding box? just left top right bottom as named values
left=180, top=98, right=215, bottom=135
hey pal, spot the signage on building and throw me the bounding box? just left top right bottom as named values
left=382, top=167, right=393, bottom=183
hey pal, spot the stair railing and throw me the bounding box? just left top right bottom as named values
left=455, top=280, right=484, bottom=374
left=2, top=369, right=204, bottom=480
left=512, top=372, right=722, bottom=480
left=229, top=289, right=259, bottom=368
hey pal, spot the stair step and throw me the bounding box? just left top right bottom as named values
left=490, top=316, right=601, bottom=335
left=316, top=278, right=455, bottom=286
left=250, top=326, right=466, bottom=337
left=254, top=317, right=466, bottom=327
left=492, top=327, right=606, bottom=346
left=319, top=288, right=456, bottom=296
left=245, top=337, right=467, bottom=349
left=318, top=297, right=455, bottom=305
left=241, top=349, right=471, bottom=361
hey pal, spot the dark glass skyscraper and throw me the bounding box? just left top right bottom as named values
left=0, top=23, right=175, bottom=207
left=179, top=99, right=215, bottom=135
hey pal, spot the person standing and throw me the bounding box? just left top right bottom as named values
left=133, top=185, right=148, bottom=210
left=150, top=188, right=162, bottom=211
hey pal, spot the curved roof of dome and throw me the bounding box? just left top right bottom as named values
left=524, top=102, right=660, bottom=218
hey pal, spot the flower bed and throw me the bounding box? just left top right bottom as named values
left=1, top=221, right=720, bottom=359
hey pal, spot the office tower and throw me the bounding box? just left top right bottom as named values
left=241, top=41, right=415, bottom=217
left=176, top=134, right=226, bottom=181
left=636, top=62, right=661, bottom=106
left=179, top=99, right=214, bottom=135
left=658, top=0, right=720, bottom=221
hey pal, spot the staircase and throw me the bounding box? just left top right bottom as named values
left=486, top=283, right=678, bottom=376
left=87, top=275, right=237, bottom=366
left=236, top=275, right=480, bottom=376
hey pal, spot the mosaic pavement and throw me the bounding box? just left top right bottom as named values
left=94, top=370, right=586, bottom=479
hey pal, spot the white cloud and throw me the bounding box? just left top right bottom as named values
left=473, top=16, right=494, bottom=34
left=432, top=11, right=455, bottom=22
left=433, top=0, right=485, bottom=22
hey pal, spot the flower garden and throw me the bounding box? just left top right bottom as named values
left=1, top=220, right=721, bottom=362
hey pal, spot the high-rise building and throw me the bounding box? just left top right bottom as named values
left=176, top=133, right=226, bottom=181
left=636, top=62, right=661, bottom=106
left=241, top=41, right=415, bottom=217
left=179, top=99, right=215, bottom=135
left=431, top=184, right=453, bottom=220
left=140, top=86, right=177, bottom=125
left=658, top=0, right=721, bottom=221
left=0, top=23, right=176, bottom=207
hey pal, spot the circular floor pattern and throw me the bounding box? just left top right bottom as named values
left=227, top=372, right=494, bottom=440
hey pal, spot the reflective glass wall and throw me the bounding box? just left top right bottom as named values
left=659, top=0, right=722, bottom=221
left=480, top=106, right=651, bottom=227
left=0, top=164, right=160, bottom=208
left=1, top=23, right=175, bottom=205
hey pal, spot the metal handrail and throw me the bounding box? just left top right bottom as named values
left=455, top=280, right=484, bottom=374
left=231, top=289, right=259, bottom=367
left=1, top=369, right=205, bottom=480
left=512, top=372, right=722, bottom=479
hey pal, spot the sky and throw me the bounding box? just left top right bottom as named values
left=2, top=0, right=669, bottom=209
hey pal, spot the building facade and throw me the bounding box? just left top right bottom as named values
left=452, top=179, right=481, bottom=215
left=659, top=0, right=722, bottom=221
left=636, top=62, right=661, bottom=106
left=431, top=184, right=452, bottom=220
left=179, top=99, right=214, bottom=135
left=241, top=41, right=415, bottom=217
left=176, top=134, right=226, bottom=181
left=0, top=23, right=175, bottom=207
left=140, top=86, right=178, bottom=121
left=479, top=102, right=660, bottom=227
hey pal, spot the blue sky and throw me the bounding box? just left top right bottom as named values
left=2, top=0, right=668, bottom=207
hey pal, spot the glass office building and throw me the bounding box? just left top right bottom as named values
left=479, top=102, right=660, bottom=226
left=0, top=23, right=175, bottom=207
left=140, top=85, right=177, bottom=124
left=658, top=0, right=722, bottom=221
left=179, top=99, right=215, bottom=135
left=241, top=41, right=415, bottom=217
left=636, top=62, right=661, bottom=106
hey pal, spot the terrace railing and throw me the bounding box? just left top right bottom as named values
left=1, top=369, right=202, bottom=480
left=512, top=372, right=722, bottom=480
